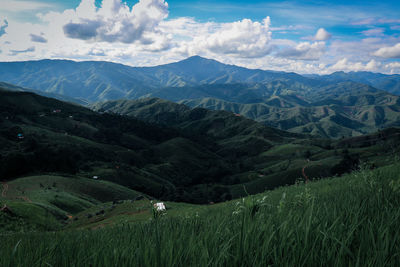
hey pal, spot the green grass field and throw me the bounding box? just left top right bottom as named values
left=1, top=163, right=400, bottom=266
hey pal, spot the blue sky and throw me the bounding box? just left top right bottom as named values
left=0, top=0, right=399, bottom=74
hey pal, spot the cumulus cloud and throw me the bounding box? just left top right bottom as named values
left=277, top=41, right=326, bottom=60
left=314, top=28, right=331, bottom=41
left=62, top=0, right=169, bottom=44
left=330, top=58, right=381, bottom=72
left=30, top=33, right=47, bottom=43
left=174, top=17, right=273, bottom=58
left=0, top=19, right=8, bottom=37
left=9, top=46, right=35, bottom=55
left=373, top=43, right=400, bottom=58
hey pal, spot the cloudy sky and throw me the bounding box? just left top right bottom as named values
left=0, top=0, right=400, bottom=74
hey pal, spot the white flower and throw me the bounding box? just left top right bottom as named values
left=153, top=202, right=166, bottom=212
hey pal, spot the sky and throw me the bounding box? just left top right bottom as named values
left=0, top=0, right=400, bottom=74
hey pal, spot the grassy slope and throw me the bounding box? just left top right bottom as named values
left=1, top=163, right=400, bottom=266
left=0, top=175, right=142, bottom=231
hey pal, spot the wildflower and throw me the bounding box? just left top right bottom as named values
left=153, top=202, right=166, bottom=212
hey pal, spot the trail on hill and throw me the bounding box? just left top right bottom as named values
left=1, top=182, right=8, bottom=197
left=302, top=166, right=309, bottom=183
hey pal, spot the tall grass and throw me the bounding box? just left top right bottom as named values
left=1, top=164, right=400, bottom=266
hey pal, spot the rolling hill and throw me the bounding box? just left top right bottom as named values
left=3, top=87, right=400, bottom=208
left=2, top=87, right=400, bottom=235
left=2, top=57, right=400, bottom=138
left=0, top=87, right=308, bottom=206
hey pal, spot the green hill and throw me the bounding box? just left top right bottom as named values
left=1, top=162, right=400, bottom=266
left=0, top=89, right=305, bottom=205
left=94, top=97, right=400, bottom=195
left=3, top=88, right=400, bottom=231
left=178, top=82, right=400, bottom=138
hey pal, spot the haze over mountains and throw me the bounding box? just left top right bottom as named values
left=1, top=56, right=400, bottom=138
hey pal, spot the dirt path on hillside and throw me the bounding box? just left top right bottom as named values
left=302, top=165, right=309, bottom=183
left=1, top=182, right=8, bottom=197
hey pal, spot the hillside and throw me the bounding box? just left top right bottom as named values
left=1, top=163, right=400, bottom=265
left=94, top=84, right=400, bottom=139
left=3, top=88, right=400, bottom=209
left=94, top=97, right=400, bottom=195
left=170, top=81, right=400, bottom=138
left=0, top=88, right=310, bottom=205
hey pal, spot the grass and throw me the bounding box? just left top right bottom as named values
left=1, top=163, right=400, bottom=266
left=0, top=175, right=143, bottom=231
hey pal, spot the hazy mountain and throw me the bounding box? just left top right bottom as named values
left=309, top=71, right=400, bottom=95
left=0, top=81, right=87, bottom=105
left=1, top=57, right=399, bottom=104
left=0, top=56, right=323, bottom=102
left=2, top=57, right=400, bottom=139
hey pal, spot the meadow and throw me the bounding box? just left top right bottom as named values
left=1, top=163, right=400, bottom=266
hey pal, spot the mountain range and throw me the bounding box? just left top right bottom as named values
left=1, top=56, right=400, bottom=138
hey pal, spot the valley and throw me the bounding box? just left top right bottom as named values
left=1, top=57, right=400, bottom=266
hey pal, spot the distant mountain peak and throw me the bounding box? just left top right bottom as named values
left=174, top=55, right=222, bottom=66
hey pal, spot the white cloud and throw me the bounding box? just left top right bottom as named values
left=59, top=0, right=169, bottom=44
left=170, top=17, right=273, bottom=58
left=277, top=41, right=326, bottom=60
left=330, top=58, right=381, bottom=72
left=270, top=24, right=311, bottom=31
left=314, top=28, right=331, bottom=41
left=0, top=0, right=54, bottom=12
left=373, top=43, right=400, bottom=58
left=361, top=28, right=385, bottom=37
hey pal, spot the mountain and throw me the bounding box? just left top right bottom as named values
left=0, top=81, right=87, bottom=105
left=311, top=71, right=400, bottom=95
left=173, top=81, right=400, bottom=138
left=0, top=56, right=322, bottom=102
left=2, top=57, right=400, bottom=139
